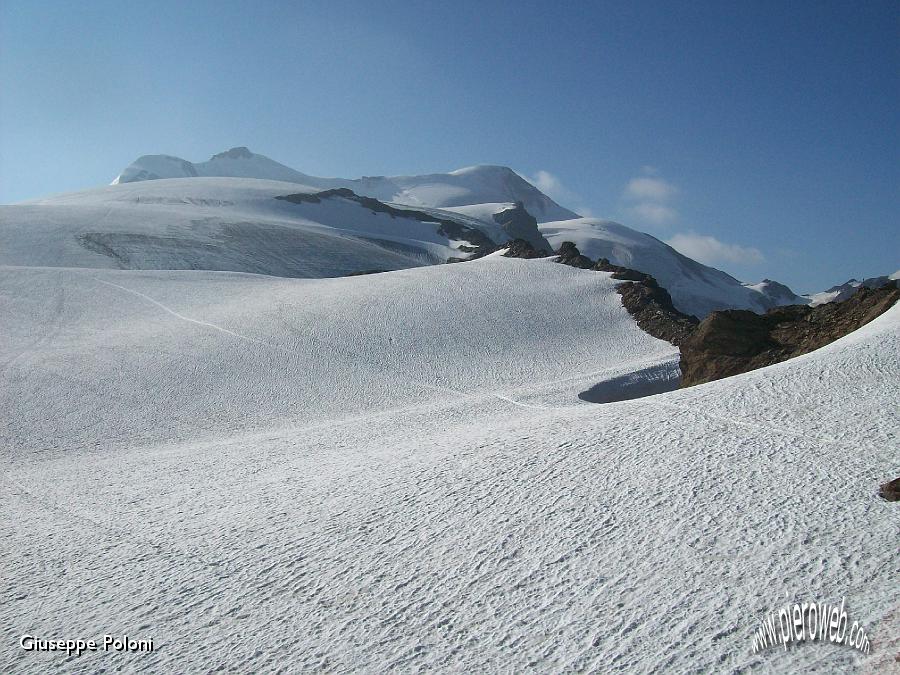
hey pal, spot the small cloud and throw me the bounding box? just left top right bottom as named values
left=624, top=176, right=678, bottom=202
left=628, top=203, right=678, bottom=226
left=666, top=232, right=764, bottom=265
left=528, top=170, right=577, bottom=203
left=621, top=170, right=679, bottom=227
left=527, top=169, right=593, bottom=217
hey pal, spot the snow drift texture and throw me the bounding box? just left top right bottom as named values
left=1, top=255, right=897, bottom=673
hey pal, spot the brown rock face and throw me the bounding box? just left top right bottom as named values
left=554, top=241, right=594, bottom=269
left=879, top=477, right=900, bottom=502
left=491, top=202, right=553, bottom=251
left=594, top=258, right=654, bottom=282
left=679, top=281, right=899, bottom=387
left=501, top=238, right=550, bottom=259
left=616, top=281, right=698, bottom=346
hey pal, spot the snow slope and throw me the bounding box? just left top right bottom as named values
left=1, top=253, right=897, bottom=673
left=0, top=255, right=678, bottom=455
left=0, top=178, right=512, bottom=276
left=113, top=147, right=579, bottom=223
left=540, top=217, right=803, bottom=317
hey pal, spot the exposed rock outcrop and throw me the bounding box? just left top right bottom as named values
left=554, top=241, right=594, bottom=269
left=567, top=244, right=698, bottom=345
left=594, top=257, right=654, bottom=283
left=508, top=239, right=898, bottom=385
left=491, top=202, right=552, bottom=251
left=501, top=238, right=550, bottom=259
left=879, top=477, right=900, bottom=502
left=617, top=281, right=699, bottom=346
left=679, top=281, right=900, bottom=387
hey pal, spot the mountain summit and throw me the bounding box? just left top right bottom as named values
left=112, top=148, right=579, bottom=223
left=112, top=147, right=319, bottom=186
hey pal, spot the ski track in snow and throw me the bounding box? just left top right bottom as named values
left=1, top=260, right=897, bottom=674
left=93, top=277, right=549, bottom=412
left=94, top=277, right=268, bottom=346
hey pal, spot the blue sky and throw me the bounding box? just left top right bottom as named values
left=1, top=0, right=897, bottom=291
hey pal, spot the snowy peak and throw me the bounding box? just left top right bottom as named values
left=111, top=154, right=200, bottom=184
left=742, top=278, right=808, bottom=307
left=209, top=146, right=254, bottom=160
left=113, top=147, right=318, bottom=186
left=806, top=270, right=900, bottom=306
left=111, top=149, right=578, bottom=222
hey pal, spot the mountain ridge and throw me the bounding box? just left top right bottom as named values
left=9, top=157, right=809, bottom=318
left=112, top=147, right=579, bottom=223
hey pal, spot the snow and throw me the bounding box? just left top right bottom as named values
left=0, top=178, right=504, bottom=275
left=112, top=149, right=579, bottom=223
left=742, top=279, right=809, bottom=306
left=807, top=289, right=844, bottom=306
left=3, top=151, right=897, bottom=672
left=1, top=245, right=897, bottom=672
left=540, top=217, right=799, bottom=317
left=0, top=256, right=676, bottom=455
left=112, top=147, right=320, bottom=186
left=380, top=165, right=577, bottom=223
left=439, top=202, right=516, bottom=242
left=807, top=270, right=900, bottom=306
left=5, top=173, right=809, bottom=319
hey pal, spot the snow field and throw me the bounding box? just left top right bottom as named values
left=1, top=253, right=897, bottom=672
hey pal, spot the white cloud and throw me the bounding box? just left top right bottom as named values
left=621, top=171, right=680, bottom=227
left=666, top=232, right=764, bottom=265
left=527, top=169, right=593, bottom=217
left=529, top=170, right=566, bottom=199
left=527, top=170, right=580, bottom=206
left=628, top=203, right=678, bottom=226
left=624, top=176, right=678, bottom=202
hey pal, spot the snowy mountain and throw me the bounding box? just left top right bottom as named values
left=806, top=270, right=900, bottom=306
left=538, top=217, right=804, bottom=318
left=0, top=178, right=540, bottom=276
left=113, top=147, right=579, bottom=223
left=5, top=166, right=804, bottom=317
left=742, top=278, right=809, bottom=307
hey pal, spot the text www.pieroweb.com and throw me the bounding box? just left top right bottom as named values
left=752, top=598, right=870, bottom=654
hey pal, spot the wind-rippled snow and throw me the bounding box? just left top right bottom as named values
left=1, top=251, right=897, bottom=672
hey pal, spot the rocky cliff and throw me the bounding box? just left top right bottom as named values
left=679, top=281, right=900, bottom=387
